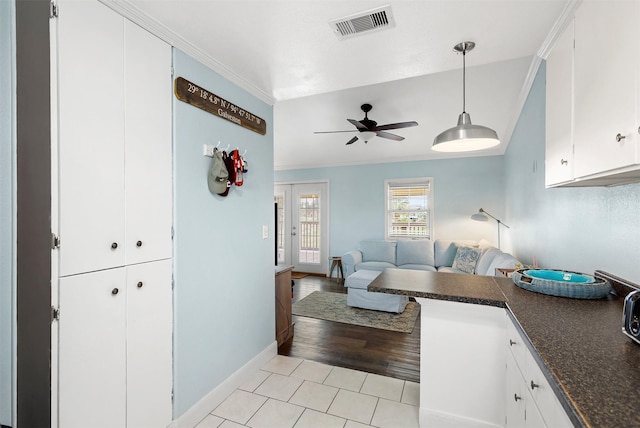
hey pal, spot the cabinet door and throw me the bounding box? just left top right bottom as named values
left=573, top=1, right=639, bottom=178
left=545, top=19, right=574, bottom=187
left=506, top=350, right=526, bottom=428
left=58, top=268, right=127, bottom=428
left=124, top=21, right=173, bottom=265
left=57, top=0, right=126, bottom=276
left=525, top=350, right=557, bottom=427
left=126, top=260, right=173, bottom=427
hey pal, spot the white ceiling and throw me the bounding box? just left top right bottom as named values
left=112, top=0, right=574, bottom=169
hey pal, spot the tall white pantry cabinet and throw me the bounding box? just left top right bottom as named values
left=51, top=0, right=173, bottom=427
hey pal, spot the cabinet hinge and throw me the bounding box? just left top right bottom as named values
left=51, top=233, right=60, bottom=249
left=50, top=1, right=58, bottom=18
left=171, top=226, right=174, bottom=239
left=51, top=306, right=60, bottom=322
left=171, top=66, right=174, bottom=77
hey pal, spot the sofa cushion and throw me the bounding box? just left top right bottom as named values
left=452, top=246, right=482, bottom=274
left=345, top=269, right=382, bottom=290
left=360, top=240, right=397, bottom=264
left=396, top=239, right=435, bottom=267
left=356, top=261, right=396, bottom=272
left=475, top=247, right=503, bottom=276
left=437, top=266, right=468, bottom=274
left=486, top=253, right=521, bottom=275
left=434, top=240, right=477, bottom=267
left=397, top=264, right=437, bottom=272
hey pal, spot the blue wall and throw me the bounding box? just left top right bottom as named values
left=275, top=156, right=507, bottom=257
left=0, top=0, right=14, bottom=423
left=505, top=62, right=640, bottom=282
left=172, top=49, right=275, bottom=417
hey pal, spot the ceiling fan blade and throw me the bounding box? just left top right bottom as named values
left=376, top=131, right=404, bottom=141
left=345, top=136, right=359, bottom=145
left=314, top=130, right=358, bottom=134
left=347, top=119, right=369, bottom=131
left=374, top=121, right=419, bottom=131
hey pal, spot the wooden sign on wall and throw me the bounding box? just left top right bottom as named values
left=174, top=77, right=267, bottom=135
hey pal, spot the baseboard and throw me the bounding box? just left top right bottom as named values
left=169, top=341, right=277, bottom=428
left=420, top=408, right=502, bottom=428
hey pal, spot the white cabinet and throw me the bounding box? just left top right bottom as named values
left=53, top=1, right=173, bottom=426
left=58, top=259, right=173, bottom=428
left=57, top=0, right=172, bottom=277
left=545, top=19, right=574, bottom=187
left=505, top=316, right=573, bottom=428
left=416, top=298, right=506, bottom=427
left=573, top=0, right=639, bottom=179
left=545, top=1, right=640, bottom=187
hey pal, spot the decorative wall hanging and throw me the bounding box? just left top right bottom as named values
left=174, top=76, right=267, bottom=135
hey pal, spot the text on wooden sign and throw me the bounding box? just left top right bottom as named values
left=174, top=77, right=267, bottom=135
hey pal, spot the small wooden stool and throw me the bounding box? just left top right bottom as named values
left=329, top=256, right=344, bottom=283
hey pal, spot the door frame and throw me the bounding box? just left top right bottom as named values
left=275, top=180, right=330, bottom=275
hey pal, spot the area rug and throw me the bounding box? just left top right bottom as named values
left=292, top=291, right=420, bottom=333
left=291, top=272, right=309, bottom=279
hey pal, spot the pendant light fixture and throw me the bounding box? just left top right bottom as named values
left=432, top=41, right=500, bottom=152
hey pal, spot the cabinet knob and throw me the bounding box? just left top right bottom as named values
left=509, top=339, right=516, bottom=346
left=111, top=288, right=119, bottom=295
left=530, top=380, right=539, bottom=390
left=514, top=394, right=522, bottom=402
left=111, top=242, right=118, bottom=250
left=136, top=240, right=143, bottom=247
left=560, top=159, right=568, bottom=165
left=616, top=133, right=626, bottom=142
left=137, top=281, right=143, bottom=288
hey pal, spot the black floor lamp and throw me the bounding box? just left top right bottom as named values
left=471, top=208, right=509, bottom=249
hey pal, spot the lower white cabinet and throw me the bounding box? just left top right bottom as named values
left=505, top=316, right=573, bottom=428
left=58, top=259, right=172, bottom=428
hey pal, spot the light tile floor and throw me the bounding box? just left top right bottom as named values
left=194, top=355, right=420, bottom=428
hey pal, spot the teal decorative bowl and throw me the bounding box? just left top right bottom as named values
left=512, top=269, right=611, bottom=299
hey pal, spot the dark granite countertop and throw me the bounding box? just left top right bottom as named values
left=368, top=268, right=640, bottom=428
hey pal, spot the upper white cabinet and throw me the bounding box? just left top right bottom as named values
left=57, top=0, right=172, bottom=276
left=573, top=1, right=639, bottom=178
left=545, top=1, right=640, bottom=187
left=545, top=19, right=575, bottom=187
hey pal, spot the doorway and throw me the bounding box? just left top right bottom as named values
left=275, top=182, right=328, bottom=275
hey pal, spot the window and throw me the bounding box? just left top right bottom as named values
left=385, top=178, right=433, bottom=240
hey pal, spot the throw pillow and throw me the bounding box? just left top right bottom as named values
left=452, top=246, right=482, bottom=274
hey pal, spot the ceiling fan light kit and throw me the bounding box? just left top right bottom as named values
left=432, top=41, right=500, bottom=153
left=315, top=103, right=418, bottom=145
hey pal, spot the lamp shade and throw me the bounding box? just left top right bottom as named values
left=432, top=112, right=500, bottom=152
left=471, top=211, right=488, bottom=222
left=359, top=131, right=376, bottom=142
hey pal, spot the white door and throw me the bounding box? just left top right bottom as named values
left=126, top=260, right=173, bottom=428
left=58, top=268, right=127, bottom=428
left=275, top=183, right=328, bottom=275
left=57, top=0, right=126, bottom=277
left=124, top=21, right=173, bottom=265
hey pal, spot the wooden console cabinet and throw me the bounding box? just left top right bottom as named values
left=275, top=266, right=294, bottom=346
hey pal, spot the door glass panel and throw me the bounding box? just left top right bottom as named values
left=298, top=193, right=320, bottom=264
left=275, top=194, right=285, bottom=264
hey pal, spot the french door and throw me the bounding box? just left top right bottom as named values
left=275, top=182, right=328, bottom=275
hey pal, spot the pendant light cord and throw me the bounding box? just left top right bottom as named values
left=462, top=47, right=466, bottom=114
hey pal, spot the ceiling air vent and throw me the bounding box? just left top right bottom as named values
left=329, top=5, right=395, bottom=40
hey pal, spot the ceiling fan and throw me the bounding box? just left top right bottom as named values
left=314, top=103, right=418, bottom=145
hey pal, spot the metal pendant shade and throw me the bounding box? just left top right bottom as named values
left=433, top=42, right=500, bottom=152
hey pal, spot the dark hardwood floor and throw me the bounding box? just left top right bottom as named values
left=278, top=274, right=420, bottom=383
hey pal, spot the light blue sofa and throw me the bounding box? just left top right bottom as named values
left=342, top=239, right=521, bottom=312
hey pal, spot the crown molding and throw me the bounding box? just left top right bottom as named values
left=537, top=0, right=582, bottom=60
left=98, top=0, right=276, bottom=105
